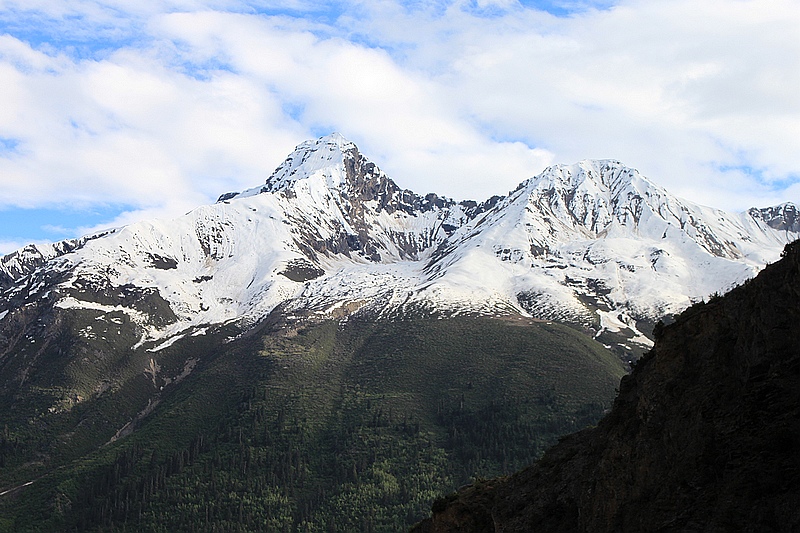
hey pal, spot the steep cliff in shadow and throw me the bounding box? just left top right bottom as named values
left=415, top=241, right=800, bottom=532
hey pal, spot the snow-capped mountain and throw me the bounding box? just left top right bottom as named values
left=414, top=160, right=796, bottom=350
left=1, top=134, right=797, bottom=355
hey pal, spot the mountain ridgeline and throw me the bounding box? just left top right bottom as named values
left=1, top=134, right=796, bottom=357
left=415, top=240, right=800, bottom=532
left=0, top=134, right=797, bottom=531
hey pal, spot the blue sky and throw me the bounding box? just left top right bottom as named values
left=0, top=0, right=798, bottom=254
left=0, top=203, right=132, bottom=241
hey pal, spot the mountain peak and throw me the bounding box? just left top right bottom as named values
left=226, top=133, right=361, bottom=200
left=521, top=158, right=669, bottom=236
left=314, top=131, right=354, bottom=148
left=288, top=132, right=357, bottom=161
left=2, top=135, right=797, bottom=365
left=533, top=159, right=654, bottom=195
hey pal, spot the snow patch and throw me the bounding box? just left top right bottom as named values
left=147, top=334, right=186, bottom=353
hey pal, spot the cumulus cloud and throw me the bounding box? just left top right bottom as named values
left=343, top=0, right=800, bottom=207
left=0, top=0, right=798, bottom=250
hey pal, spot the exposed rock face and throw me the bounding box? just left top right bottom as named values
left=230, top=133, right=482, bottom=263
left=415, top=240, right=800, bottom=532
left=750, top=203, right=800, bottom=233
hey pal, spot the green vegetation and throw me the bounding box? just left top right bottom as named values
left=0, top=314, right=626, bottom=531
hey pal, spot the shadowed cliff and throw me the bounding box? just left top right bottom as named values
left=415, top=240, right=800, bottom=532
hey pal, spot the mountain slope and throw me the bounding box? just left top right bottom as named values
left=1, top=135, right=797, bottom=446
left=0, top=134, right=483, bottom=344
left=1, top=134, right=799, bottom=531
left=415, top=240, right=800, bottom=532
left=0, top=314, right=627, bottom=532
left=0, top=136, right=796, bottom=358
left=420, top=160, right=795, bottom=354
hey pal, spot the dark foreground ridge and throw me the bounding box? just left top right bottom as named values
left=415, top=241, right=800, bottom=532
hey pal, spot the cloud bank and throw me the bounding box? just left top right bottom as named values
left=0, top=0, right=798, bottom=251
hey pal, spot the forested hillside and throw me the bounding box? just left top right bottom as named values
left=0, top=315, right=624, bottom=531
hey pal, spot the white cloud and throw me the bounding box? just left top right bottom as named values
left=0, top=0, right=798, bottom=251
left=0, top=238, right=47, bottom=255
left=353, top=0, right=800, bottom=207
left=150, top=9, right=555, bottom=198
left=0, top=31, right=304, bottom=208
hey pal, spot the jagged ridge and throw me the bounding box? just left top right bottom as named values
left=0, top=134, right=798, bottom=357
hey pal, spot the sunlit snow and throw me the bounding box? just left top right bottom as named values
left=2, top=135, right=797, bottom=352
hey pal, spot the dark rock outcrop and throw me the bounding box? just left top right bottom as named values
left=750, top=204, right=800, bottom=233
left=415, top=241, right=800, bottom=532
